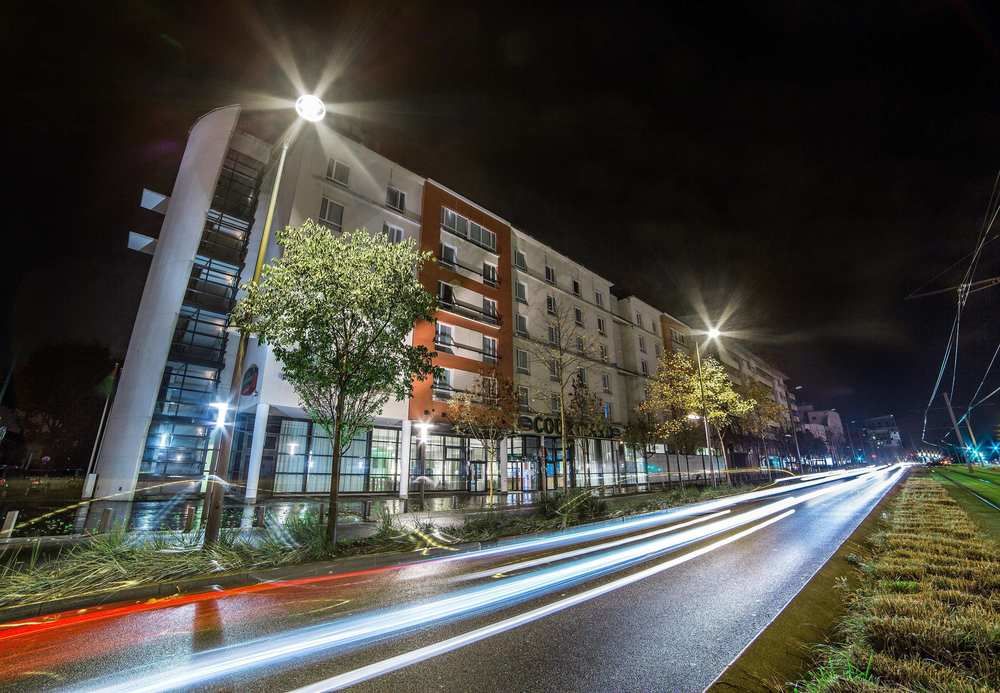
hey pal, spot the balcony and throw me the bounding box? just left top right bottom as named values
left=438, top=254, right=499, bottom=288
left=438, top=296, right=500, bottom=327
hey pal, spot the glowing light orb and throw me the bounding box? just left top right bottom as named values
left=295, top=94, right=326, bottom=122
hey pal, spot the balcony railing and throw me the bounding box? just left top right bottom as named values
left=438, top=297, right=500, bottom=326
left=438, top=255, right=500, bottom=288
left=434, top=337, right=499, bottom=363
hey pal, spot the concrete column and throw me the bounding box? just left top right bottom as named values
left=242, top=402, right=272, bottom=501
left=499, top=439, right=509, bottom=492
left=94, top=106, right=241, bottom=500
left=398, top=420, right=412, bottom=498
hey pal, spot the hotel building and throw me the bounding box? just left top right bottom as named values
left=93, top=105, right=726, bottom=503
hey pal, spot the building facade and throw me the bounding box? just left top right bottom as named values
left=94, top=106, right=732, bottom=502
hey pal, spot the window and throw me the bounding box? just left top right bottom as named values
left=326, top=159, right=350, bottom=187
left=515, top=313, right=528, bottom=337
left=439, top=243, right=457, bottom=268
left=481, top=376, right=498, bottom=400
left=482, top=263, right=497, bottom=287
left=483, top=298, right=497, bottom=320
left=514, top=250, right=527, bottom=270
left=600, top=344, right=608, bottom=362
left=483, top=336, right=497, bottom=364
left=595, top=291, right=604, bottom=307
left=468, top=221, right=497, bottom=252
left=635, top=312, right=644, bottom=329
left=576, top=336, right=584, bottom=352
left=545, top=265, right=556, bottom=284
left=597, top=317, right=607, bottom=335
left=548, top=324, right=559, bottom=345
left=517, top=386, right=530, bottom=411
left=515, top=281, right=528, bottom=303
left=574, top=307, right=584, bottom=326
left=548, top=359, right=559, bottom=381
left=440, top=207, right=495, bottom=251
left=516, top=349, right=530, bottom=374
left=671, top=329, right=687, bottom=345
left=318, top=197, right=344, bottom=231
left=576, top=367, right=587, bottom=385
left=601, top=373, right=611, bottom=393
left=435, top=323, right=454, bottom=352
left=383, top=223, right=404, bottom=243
left=639, top=335, right=647, bottom=353
left=572, top=279, right=581, bottom=296
left=386, top=186, right=406, bottom=212
left=655, top=344, right=662, bottom=357
left=438, top=282, right=454, bottom=305
left=640, top=359, right=649, bottom=376
left=602, top=401, right=613, bottom=421
left=546, top=294, right=557, bottom=315
left=550, top=393, right=560, bottom=413
left=433, top=369, right=451, bottom=398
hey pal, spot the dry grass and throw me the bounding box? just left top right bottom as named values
left=794, top=475, right=999, bottom=692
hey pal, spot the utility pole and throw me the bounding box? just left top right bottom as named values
left=786, top=385, right=803, bottom=472
left=941, top=392, right=971, bottom=470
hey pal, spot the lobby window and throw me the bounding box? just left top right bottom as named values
left=602, top=372, right=612, bottom=393
left=515, top=281, right=528, bottom=303
left=597, top=317, right=607, bottom=335
left=575, top=307, right=584, bottom=326
left=546, top=294, right=557, bottom=315
left=641, top=359, right=649, bottom=376
left=545, top=265, right=556, bottom=284
left=514, top=250, right=527, bottom=270
left=386, top=186, right=406, bottom=213
left=572, top=279, right=581, bottom=296
left=483, top=336, right=497, bottom=364
left=383, top=222, right=404, bottom=243
left=515, top=313, right=529, bottom=337
left=516, top=349, right=530, bottom=374
left=326, top=159, right=350, bottom=187
left=639, top=335, right=647, bottom=353
left=595, top=290, right=604, bottom=307
left=319, top=197, right=344, bottom=231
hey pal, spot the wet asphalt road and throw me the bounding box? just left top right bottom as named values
left=0, top=466, right=904, bottom=693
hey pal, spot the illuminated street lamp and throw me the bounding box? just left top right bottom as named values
left=694, top=327, right=721, bottom=485
left=203, top=94, right=328, bottom=546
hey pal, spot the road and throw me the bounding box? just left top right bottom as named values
left=0, top=465, right=905, bottom=692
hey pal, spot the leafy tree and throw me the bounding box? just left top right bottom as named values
left=444, top=370, right=519, bottom=501
left=565, top=380, right=604, bottom=486
left=641, top=350, right=753, bottom=466
left=13, top=342, right=115, bottom=469
left=733, top=380, right=786, bottom=466
left=525, top=298, right=599, bottom=490
left=232, top=222, right=438, bottom=544
left=622, top=408, right=659, bottom=461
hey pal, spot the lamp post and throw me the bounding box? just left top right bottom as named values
left=694, top=327, right=720, bottom=486
left=785, top=383, right=804, bottom=473
left=202, top=95, right=327, bottom=546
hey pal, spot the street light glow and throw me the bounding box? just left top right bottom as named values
left=706, top=327, right=721, bottom=340
left=209, top=402, right=229, bottom=428
left=294, top=94, right=326, bottom=122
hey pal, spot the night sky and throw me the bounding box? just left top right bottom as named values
left=6, top=1, right=1000, bottom=445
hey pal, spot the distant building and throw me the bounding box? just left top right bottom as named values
left=797, top=405, right=846, bottom=460
left=860, top=415, right=904, bottom=463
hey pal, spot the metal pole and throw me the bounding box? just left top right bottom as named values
left=942, top=392, right=970, bottom=468
left=84, top=362, right=118, bottom=482
left=204, top=140, right=290, bottom=546
left=694, top=342, right=715, bottom=486
left=785, top=391, right=802, bottom=471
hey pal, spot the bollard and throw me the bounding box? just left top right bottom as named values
left=363, top=500, right=373, bottom=521
left=1, top=510, right=18, bottom=539
left=181, top=505, right=194, bottom=533
left=318, top=502, right=326, bottom=523
left=253, top=505, right=266, bottom=528
left=97, top=508, right=114, bottom=533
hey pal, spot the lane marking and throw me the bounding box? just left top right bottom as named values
left=287, top=511, right=797, bottom=692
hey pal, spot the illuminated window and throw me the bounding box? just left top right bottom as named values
left=386, top=186, right=406, bottom=212
left=319, top=197, right=344, bottom=231
left=326, top=159, right=350, bottom=187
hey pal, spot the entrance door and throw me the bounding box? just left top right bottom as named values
left=468, top=462, right=487, bottom=492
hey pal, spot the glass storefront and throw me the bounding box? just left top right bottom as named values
left=510, top=435, right=647, bottom=491
left=262, top=415, right=400, bottom=494
left=409, top=434, right=501, bottom=493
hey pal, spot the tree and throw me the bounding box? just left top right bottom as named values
left=232, top=221, right=438, bottom=545
left=734, top=380, right=786, bottom=467
left=525, top=298, right=599, bottom=490
left=565, top=380, right=604, bottom=487
left=444, top=370, right=519, bottom=502
left=13, top=342, right=115, bottom=469
left=641, top=350, right=753, bottom=468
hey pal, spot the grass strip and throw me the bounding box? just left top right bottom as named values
left=793, top=473, right=999, bottom=692
left=0, top=483, right=746, bottom=610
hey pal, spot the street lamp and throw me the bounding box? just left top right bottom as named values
left=694, top=328, right=721, bottom=486
left=203, top=94, right=328, bottom=545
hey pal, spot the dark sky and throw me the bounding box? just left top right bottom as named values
left=6, top=1, right=1000, bottom=445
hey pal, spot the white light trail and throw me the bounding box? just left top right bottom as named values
left=289, top=510, right=796, bottom=693
left=81, top=465, right=903, bottom=693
